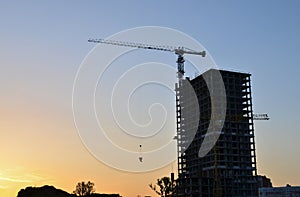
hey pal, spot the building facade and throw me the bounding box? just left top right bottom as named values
left=176, top=69, right=258, bottom=197
left=259, top=185, right=300, bottom=197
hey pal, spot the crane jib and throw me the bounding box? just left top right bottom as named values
left=88, top=38, right=206, bottom=79
left=88, top=38, right=206, bottom=55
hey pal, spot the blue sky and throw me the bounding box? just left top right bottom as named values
left=0, top=1, right=300, bottom=196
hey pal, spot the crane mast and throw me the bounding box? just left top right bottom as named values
left=88, top=38, right=206, bottom=83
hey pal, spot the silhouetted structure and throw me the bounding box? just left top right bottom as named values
left=257, top=175, right=272, bottom=188
left=176, top=69, right=258, bottom=196
left=17, top=185, right=121, bottom=197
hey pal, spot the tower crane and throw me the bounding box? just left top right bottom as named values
left=89, top=38, right=206, bottom=195
left=89, top=38, right=269, bottom=197
left=88, top=38, right=206, bottom=81
left=88, top=38, right=269, bottom=120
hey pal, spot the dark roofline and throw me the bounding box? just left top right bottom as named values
left=188, top=68, right=251, bottom=82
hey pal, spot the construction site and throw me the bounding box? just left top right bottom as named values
left=88, top=39, right=269, bottom=197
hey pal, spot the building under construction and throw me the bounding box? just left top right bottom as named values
left=176, top=69, right=258, bottom=197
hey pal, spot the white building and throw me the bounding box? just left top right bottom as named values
left=259, top=185, right=300, bottom=197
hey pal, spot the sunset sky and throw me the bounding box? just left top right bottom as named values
left=1, top=1, right=300, bottom=197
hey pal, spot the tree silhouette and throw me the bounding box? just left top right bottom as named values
left=73, top=181, right=95, bottom=196
left=149, top=177, right=176, bottom=197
